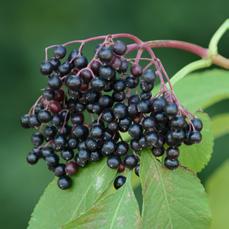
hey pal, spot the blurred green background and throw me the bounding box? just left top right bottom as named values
left=0, top=0, right=228, bottom=228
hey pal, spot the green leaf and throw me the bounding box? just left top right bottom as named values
left=140, top=150, right=211, bottom=229
left=179, top=112, right=214, bottom=172
left=211, top=114, right=229, bottom=138
left=206, top=160, right=229, bottom=229
left=64, top=172, right=141, bottom=229
left=28, top=159, right=116, bottom=229
left=174, top=69, right=229, bottom=112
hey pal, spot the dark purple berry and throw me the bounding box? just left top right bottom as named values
left=124, top=155, right=138, bottom=169
left=113, top=40, right=127, bottom=55
left=54, top=45, right=66, bottom=59
left=57, top=176, right=72, bottom=189
left=26, top=152, right=39, bottom=165
left=113, top=175, right=126, bottom=189
left=107, top=156, right=121, bottom=169
left=164, top=157, right=179, bottom=169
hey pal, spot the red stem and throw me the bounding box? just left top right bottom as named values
left=145, top=40, right=209, bottom=58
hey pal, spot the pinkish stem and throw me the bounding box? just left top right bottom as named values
left=145, top=40, right=209, bottom=58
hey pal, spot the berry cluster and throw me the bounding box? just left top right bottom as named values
left=21, top=35, right=203, bottom=190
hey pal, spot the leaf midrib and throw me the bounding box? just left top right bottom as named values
left=153, top=157, right=173, bottom=229
left=109, top=184, right=128, bottom=229
left=69, top=162, right=108, bottom=221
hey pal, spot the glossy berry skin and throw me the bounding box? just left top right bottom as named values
left=142, top=69, right=155, bottom=83
left=65, top=162, right=78, bottom=175
left=135, top=164, right=140, bottom=177
left=20, top=114, right=30, bottom=128
left=152, top=147, right=164, bottom=157
left=41, top=147, right=54, bottom=158
left=78, top=149, right=90, bottom=162
left=128, top=124, right=142, bottom=139
left=49, top=101, right=62, bottom=113
left=117, top=163, right=125, bottom=173
left=113, top=103, right=127, bottom=119
left=99, top=65, right=115, bottom=81
left=131, top=64, right=142, bottom=77
left=45, top=154, right=59, bottom=167
left=153, top=97, right=167, bottom=112
left=124, top=155, right=138, bottom=169
left=74, top=56, right=88, bottom=69
left=113, top=175, right=126, bottom=189
left=57, top=176, right=72, bottom=190
left=48, top=74, right=62, bottom=90
left=111, top=56, right=121, bottom=70
left=78, top=141, right=87, bottom=150
left=58, top=61, right=72, bottom=75
left=191, top=118, right=203, bottom=131
left=90, top=151, right=101, bottom=162
left=75, top=157, right=87, bottom=168
left=54, top=164, right=66, bottom=177
left=154, top=112, right=167, bottom=123
left=189, top=131, right=202, bottom=143
left=108, top=121, right=119, bottom=132
left=140, top=92, right=152, bottom=100
left=137, top=100, right=150, bottom=113
left=165, top=103, right=178, bottom=116
left=139, top=136, right=147, bottom=148
left=98, top=47, right=113, bottom=62
left=38, top=110, right=52, bottom=123
left=116, top=141, right=129, bottom=156
left=43, top=88, right=55, bottom=100
left=90, top=60, right=101, bottom=75
left=107, top=156, right=121, bottom=169
left=130, top=139, right=141, bottom=151
left=140, top=81, right=154, bottom=92
left=80, top=69, right=93, bottom=83
left=61, top=149, right=74, bottom=161
left=102, top=109, right=114, bottom=123
left=99, top=95, right=113, bottom=108
left=26, top=152, right=39, bottom=165
left=40, top=62, right=53, bottom=75
left=119, top=117, right=131, bottom=132
left=90, top=125, right=103, bottom=138
left=113, top=80, right=126, bottom=92
left=113, top=40, right=127, bottom=55
left=65, top=75, right=81, bottom=90
left=102, top=140, right=116, bottom=156
left=126, top=76, right=139, bottom=88
left=166, top=147, right=179, bottom=158
left=71, top=113, right=84, bottom=125
left=49, top=58, right=61, bottom=70
left=146, top=131, right=158, bottom=146
left=67, top=138, right=78, bottom=149
left=54, top=135, right=66, bottom=150
left=29, top=115, right=41, bottom=128
left=112, top=91, right=125, bottom=102
left=85, top=138, right=98, bottom=151
left=170, top=115, right=185, bottom=129
left=72, top=125, right=89, bottom=140
left=142, top=117, right=156, bottom=130
left=53, top=45, right=66, bottom=59
left=127, top=104, right=138, bottom=117
left=118, top=59, right=128, bottom=73
left=91, top=77, right=105, bottom=91
left=171, top=129, right=185, bottom=141
left=31, top=132, right=44, bottom=147
left=164, top=157, right=179, bottom=169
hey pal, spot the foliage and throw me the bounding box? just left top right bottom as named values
left=27, top=19, right=229, bottom=228
left=28, top=67, right=229, bottom=229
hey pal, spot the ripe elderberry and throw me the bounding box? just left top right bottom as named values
left=21, top=35, right=203, bottom=190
